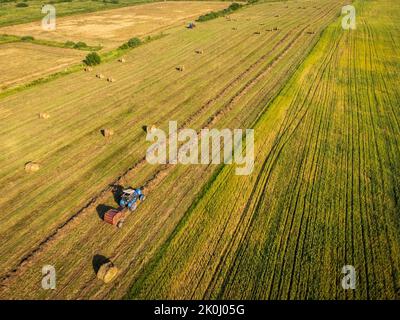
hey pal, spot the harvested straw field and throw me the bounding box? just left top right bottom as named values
left=0, top=42, right=85, bottom=91
left=0, top=0, right=398, bottom=301
left=0, top=0, right=153, bottom=27
left=0, top=1, right=232, bottom=50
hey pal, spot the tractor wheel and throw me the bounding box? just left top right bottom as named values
left=116, top=220, right=124, bottom=228
left=139, top=194, right=146, bottom=202
left=129, top=203, right=137, bottom=211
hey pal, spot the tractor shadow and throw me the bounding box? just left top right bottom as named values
left=96, top=204, right=113, bottom=220
left=111, top=184, right=124, bottom=204
left=92, top=254, right=110, bottom=274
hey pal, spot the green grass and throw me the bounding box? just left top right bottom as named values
left=128, top=0, right=400, bottom=299
left=0, top=33, right=19, bottom=44
left=1, top=33, right=102, bottom=50
left=196, top=2, right=243, bottom=22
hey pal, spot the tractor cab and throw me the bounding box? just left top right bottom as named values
left=119, top=187, right=145, bottom=211
left=187, top=22, right=196, bottom=29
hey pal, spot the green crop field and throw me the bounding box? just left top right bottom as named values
left=0, top=0, right=398, bottom=300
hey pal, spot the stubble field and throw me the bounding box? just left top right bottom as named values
left=0, top=1, right=233, bottom=49
left=0, top=42, right=85, bottom=91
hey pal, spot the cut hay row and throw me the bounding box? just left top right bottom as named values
left=0, top=1, right=346, bottom=299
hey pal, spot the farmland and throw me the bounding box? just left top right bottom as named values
left=0, top=0, right=399, bottom=300
left=129, top=0, right=400, bottom=299
left=0, top=1, right=231, bottom=92
left=0, top=1, right=232, bottom=49
left=0, top=0, right=156, bottom=27
left=0, top=42, right=85, bottom=91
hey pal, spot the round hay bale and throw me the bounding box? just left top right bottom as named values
left=118, top=58, right=126, bottom=63
left=96, top=73, right=105, bottom=79
left=107, top=77, right=115, bottom=83
left=38, top=112, right=50, bottom=119
left=147, top=125, right=156, bottom=133
left=254, top=31, right=261, bottom=35
left=84, top=67, right=93, bottom=72
left=102, top=129, right=114, bottom=137
left=25, top=162, right=40, bottom=172
left=195, top=49, right=203, bottom=54
left=97, top=262, right=119, bottom=283
left=176, top=65, right=185, bottom=72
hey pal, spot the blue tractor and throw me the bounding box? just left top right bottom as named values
left=187, top=22, right=196, bottom=29
left=119, top=187, right=146, bottom=211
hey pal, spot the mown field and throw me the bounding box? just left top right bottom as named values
left=0, top=1, right=231, bottom=93
left=0, top=42, right=85, bottom=91
left=0, top=0, right=156, bottom=27
left=0, top=0, right=346, bottom=299
left=129, top=0, right=400, bottom=299
left=0, top=1, right=232, bottom=49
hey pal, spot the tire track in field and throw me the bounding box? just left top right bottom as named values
left=286, top=26, right=345, bottom=298
left=296, top=35, right=345, bottom=299
left=289, top=48, right=338, bottom=297
left=350, top=22, right=371, bottom=298
left=363, top=20, right=400, bottom=296
left=265, top=51, right=335, bottom=298
left=204, top=32, right=342, bottom=299
left=194, top=30, right=319, bottom=298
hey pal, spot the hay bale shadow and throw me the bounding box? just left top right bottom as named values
left=92, top=255, right=111, bottom=274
